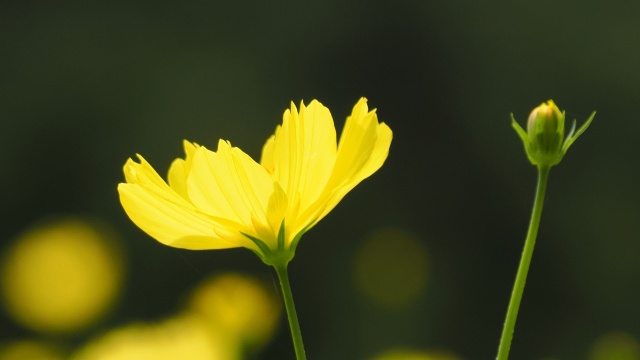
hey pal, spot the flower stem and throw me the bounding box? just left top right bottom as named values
left=273, top=262, right=307, bottom=360
left=496, top=165, right=551, bottom=360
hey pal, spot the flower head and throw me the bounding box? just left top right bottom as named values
left=512, top=100, right=595, bottom=167
left=118, top=98, right=392, bottom=265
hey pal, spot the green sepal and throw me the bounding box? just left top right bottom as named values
left=511, top=113, right=529, bottom=144
left=241, top=219, right=295, bottom=267
left=289, top=220, right=316, bottom=254
left=277, top=219, right=286, bottom=251
left=511, top=114, right=537, bottom=165
left=241, top=232, right=272, bottom=258
left=561, top=111, right=596, bottom=154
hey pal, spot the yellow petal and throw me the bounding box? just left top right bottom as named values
left=187, top=140, right=273, bottom=229
left=298, top=98, right=392, bottom=227
left=260, top=132, right=276, bottom=175
left=321, top=121, right=392, bottom=218
left=332, top=98, right=380, bottom=185
left=118, top=156, right=240, bottom=250
left=266, top=182, right=288, bottom=234
left=168, top=140, right=198, bottom=200
left=268, top=100, right=337, bottom=215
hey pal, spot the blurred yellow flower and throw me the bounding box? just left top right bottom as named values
left=371, top=348, right=460, bottom=360
left=0, top=340, right=65, bottom=360
left=0, top=217, right=124, bottom=334
left=588, top=331, right=640, bottom=360
left=185, top=273, right=281, bottom=353
left=118, top=98, right=392, bottom=264
left=71, top=315, right=238, bottom=360
left=354, top=227, right=428, bottom=308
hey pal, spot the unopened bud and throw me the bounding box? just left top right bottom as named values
left=511, top=100, right=595, bottom=168
left=526, top=100, right=565, bottom=165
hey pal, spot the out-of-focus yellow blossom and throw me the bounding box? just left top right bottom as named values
left=185, top=273, right=281, bottom=353
left=118, top=98, right=392, bottom=265
left=371, top=348, right=460, bottom=360
left=0, top=217, right=124, bottom=334
left=71, top=316, right=238, bottom=360
left=0, top=340, right=65, bottom=360
left=354, top=227, right=428, bottom=308
left=588, top=331, right=640, bottom=360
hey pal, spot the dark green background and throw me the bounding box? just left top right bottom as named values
left=2, top=1, right=639, bottom=358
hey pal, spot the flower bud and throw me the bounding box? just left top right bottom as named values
left=526, top=100, right=565, bottom=165
left=511, top=100, right=595, bottom=168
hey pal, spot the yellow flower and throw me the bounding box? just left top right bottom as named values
left=118, top=98, right=392, bottom=265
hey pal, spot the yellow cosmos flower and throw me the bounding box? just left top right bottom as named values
left=118, top=98, right=392, bottom=265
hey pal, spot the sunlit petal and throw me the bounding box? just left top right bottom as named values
left=168, top=141, right=198, bottom=200
left=266, top=182, right=288, bottom=233
left=260, top=133, right=276, bottom=174
left=333, top=98, right=385, bottom=186
left=295, top=98, right=392, bottom=229
left=187, top=141, right=272, bottom=225
left=118, top=156, right=238, bottom=250
left=321, top=120, right=392, bottom=219
left=269, top=101, right=337, bottom=214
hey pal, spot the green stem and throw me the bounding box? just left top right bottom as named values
left=273, top=262, right=307, bottom=360
left=496, top=165, right=551, bottom=360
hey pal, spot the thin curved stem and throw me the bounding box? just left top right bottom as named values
left=496, top=165, right=551, bottom=360
left=273, top=263, right=307, bottom=360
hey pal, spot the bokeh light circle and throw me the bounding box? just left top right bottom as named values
left=353, top=227, right=429, bottom=308
left=588, top=331, right=640, bottom=360
left=370, top=348, right=460, bottom=360
left=71, top=315, right=238, bottom=360
left=0, top=216, right=124, bottom=334
left=185, top=272, right=281, bottom=353
left=0, top=340, right=65, bottom=360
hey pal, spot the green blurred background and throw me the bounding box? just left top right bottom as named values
left=1, top=0, right=639, bottom=359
